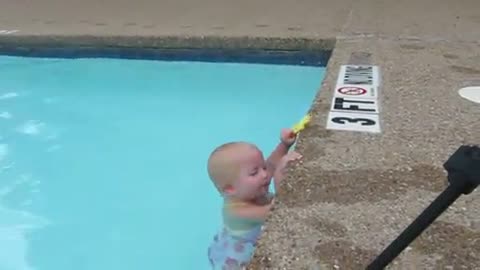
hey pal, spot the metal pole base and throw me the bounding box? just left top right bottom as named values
left=366, top=145, right=480, bottom=270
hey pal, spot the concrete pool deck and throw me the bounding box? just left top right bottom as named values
left=1, top=0, right=479, bottom=269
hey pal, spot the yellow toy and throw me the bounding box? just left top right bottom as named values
left=291, top=113, right=312, bottom=134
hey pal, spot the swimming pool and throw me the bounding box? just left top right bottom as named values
left=0, top=51, right=325, bottom=270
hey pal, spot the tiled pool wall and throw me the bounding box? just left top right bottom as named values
left=0, top=36, right=334, bottom=67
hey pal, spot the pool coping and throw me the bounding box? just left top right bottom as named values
left=0, top=34, right=335, bottom=50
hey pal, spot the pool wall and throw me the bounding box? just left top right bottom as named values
left=0, top=35, right=333, bottom=66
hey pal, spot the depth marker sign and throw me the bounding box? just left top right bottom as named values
left=326, top=64, right=381, bottom=133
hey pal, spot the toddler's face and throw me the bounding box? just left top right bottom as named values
left=231, top=146, right=271, bottom=200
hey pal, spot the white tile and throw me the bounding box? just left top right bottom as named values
left=458, top=86, right=480, bottom=104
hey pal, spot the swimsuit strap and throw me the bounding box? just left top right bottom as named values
left=225, top=201, right=248, bottom=208
left=225, top=193, right=273, bottom=208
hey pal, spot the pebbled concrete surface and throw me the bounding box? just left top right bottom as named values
left=1, top=0, right=479, bottom=269
left=249, top=39, right=480, bottom=269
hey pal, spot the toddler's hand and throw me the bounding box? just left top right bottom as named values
left=280, top=151, right=302, bottom=167
left=280, top=128, right=297, bottom=147
left=273, top=151, right=303, bottom=190
left=276, top=151, right=303, bottom=176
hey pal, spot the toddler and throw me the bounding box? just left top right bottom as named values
left=206, top=128, right=302, bottom=269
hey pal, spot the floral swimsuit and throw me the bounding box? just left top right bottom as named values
left=207, top=201, right=264, bottom=269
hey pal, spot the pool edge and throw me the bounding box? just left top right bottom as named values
left=0, top=34, right=335, bottom=50
left=0, top=35, right=335, bottom=66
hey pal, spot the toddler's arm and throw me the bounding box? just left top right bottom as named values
left=266, top=129, right=296, bottom=176
left=266, top=142, right=290, bottom=176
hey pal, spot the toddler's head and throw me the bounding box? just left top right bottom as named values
left=207, top=142, right=271, bottom=201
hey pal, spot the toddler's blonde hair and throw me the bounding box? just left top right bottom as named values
left=207, top=142, right=254, bottom=193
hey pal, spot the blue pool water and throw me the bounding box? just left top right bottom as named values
left=0, top=54, right=325, bottom=270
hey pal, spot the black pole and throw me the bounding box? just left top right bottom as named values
left=366, top=181, right=463, bottom=269
left=366, top=145, right=480, bottom=270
